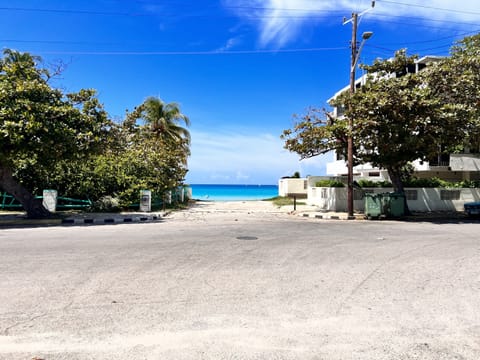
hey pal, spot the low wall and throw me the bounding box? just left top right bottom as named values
left=307, top=187, right=480, bottom=212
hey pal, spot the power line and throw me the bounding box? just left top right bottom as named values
left=32, top=47, right=348, bottom=56
left=374, top=29, right=480, bottom=47
left=0, top=5, right=346, bottom=19
left=368, top=42, right=452, bottom=54
left=0, top=39, right=129, bottom=46
left=1, top=4, right=478, bottom=24
left=375, top=0, right=480, bottom=16
left=372, top=12, right=479, bottom=28
left=0, top=6, right=149, bottom=17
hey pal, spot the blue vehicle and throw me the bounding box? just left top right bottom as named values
left=464, top=202, right=480, bottom=217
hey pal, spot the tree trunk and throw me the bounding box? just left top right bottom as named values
left=387, top=166, right=411, bottom=215
left=0, top=162, right=51, bottom=219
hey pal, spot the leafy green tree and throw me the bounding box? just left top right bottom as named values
left=140, top=96, right=190, bottom=151
left=14, top=103, right=190, bottom=210
left=0, top=49, right=110, bottom=218
left=335, top=50, right=450, bottom=194
left=282, top=35, right=480, bottom=201
left=423, top=34, right=480, bottom=153
left=126, top=100, right=190, bottom=202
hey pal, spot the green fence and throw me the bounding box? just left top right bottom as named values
left=1, top=192, right=92, bottom=211
left=56, top=196, right=92, bottom=210
left=2, top=187, right=189, bottom=211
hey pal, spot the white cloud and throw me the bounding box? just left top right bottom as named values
left=186, top=129, right=330, bottom=184
left=217, top=36, right=243, bottom=51
left=223, top=0, right=479, bottom=47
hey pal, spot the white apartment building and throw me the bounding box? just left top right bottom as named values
left=326, top=56, right=480, bottom=183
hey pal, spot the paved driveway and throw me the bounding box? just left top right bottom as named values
left=1, top=205, right=479, bottom=359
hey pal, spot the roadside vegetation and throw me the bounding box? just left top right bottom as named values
left=0, top=49, right=190, bottom=218
left=266, top=196, right=306, bottom=207
left=315, top=178, right=480, bottom=188
left=282, top=34, right=480, bottom=198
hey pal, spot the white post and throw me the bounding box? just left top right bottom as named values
left=140, top=190, right=151, bottom=212
left=42, top=189, right=58, bottom=212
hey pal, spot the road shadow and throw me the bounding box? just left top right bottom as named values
left=399, top=212, right=480, bottom=224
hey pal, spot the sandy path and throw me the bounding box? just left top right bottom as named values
left=165, top=200, right=317, bottom=223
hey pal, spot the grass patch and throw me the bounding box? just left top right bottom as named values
left=264, top=196, right=306, bottom=207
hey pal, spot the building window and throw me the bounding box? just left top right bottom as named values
left=368, top=172, right=380, bottom=177
left=440, top=190, right=460, bottom=200
left=321, top=188, right=328, bottom=199
left=304, top=180, right=307, bottom=190
left=336, top=106, right=345, bottom=117
left=405, top=190, right=418, bottom=201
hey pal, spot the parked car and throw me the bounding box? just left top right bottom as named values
left=464, top=202, right=480, bottom=217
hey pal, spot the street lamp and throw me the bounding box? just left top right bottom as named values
left=346, top=23, right=373, bottom=218
left=354, top=32, right=373, bottom=70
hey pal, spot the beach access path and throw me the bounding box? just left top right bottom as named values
left=1, top=200, right=479, bottom=359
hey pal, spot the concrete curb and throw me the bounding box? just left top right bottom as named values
left=0, top=212, right=164, bottom=227
left=61, top=214, right=161, bottom=225
left=0, top=218, right=63, bottom=226
left=299, top=211, right=473, bottom=222
left=300, top=212, right=364, bottom=220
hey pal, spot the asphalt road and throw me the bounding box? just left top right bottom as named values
left=1, top=208, right=479, bottom=359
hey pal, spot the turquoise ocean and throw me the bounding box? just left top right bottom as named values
left=190, top=184, right=279, bottom=201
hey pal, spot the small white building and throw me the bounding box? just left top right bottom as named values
left=278, top=178, right=308, bottom=198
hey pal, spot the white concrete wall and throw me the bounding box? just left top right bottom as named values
left=278, top=178, right=308, bottom=197
left=450, top=154, right=480, bottom=172
left=307, top=187, right=346, bottom=211
left=406, top=188, right=480, bottom=212
left=307, top=187, right=480, bottom=213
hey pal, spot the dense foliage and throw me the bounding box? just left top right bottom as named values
left=315, top=180, right=345, bottom=187
left=282, top=34, right=480, bottom=196
left=0, top=50, right=191, bottom=217
left=357, top=178, right=480, bottom=189
left=0, top=49, right=111, bottom=217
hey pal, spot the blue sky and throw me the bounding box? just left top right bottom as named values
left=1, top=0, right=479, bottom=184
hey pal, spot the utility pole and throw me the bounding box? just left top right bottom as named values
left=347, top=12, right=358, bottom=219
left=344, top=1, right=374, bottom=219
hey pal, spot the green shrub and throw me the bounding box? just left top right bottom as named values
left=315, top=180, right=345, bottom=187
left=265, top=196, right=306, bottom=207
left=404, top=177, right=446, bottom=188
left=91, top=196, right=121, bottom=212
left=357, top=177, right=480, bottom=189
left=356, top=179, right=392, bottom=188
left=457, top=180, right=480, bottom=188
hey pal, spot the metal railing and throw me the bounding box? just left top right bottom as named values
left=1, top=192, right=92, bottom=210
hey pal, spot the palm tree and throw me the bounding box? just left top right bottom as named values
left=141, top=96, right=191, bottom=145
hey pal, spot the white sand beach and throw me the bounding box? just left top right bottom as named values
left=166, top=200, right=319, bottom=223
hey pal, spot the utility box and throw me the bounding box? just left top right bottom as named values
left=365, top=192, right=405, bottom=219
left=365, top=193, right=383, bottom=219
left=42, top=189, right=57, bottom=212
left=140, top=190, right=151, bottom=212
left=385, top=193, right=405, bottom=217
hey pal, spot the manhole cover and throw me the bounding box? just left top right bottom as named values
left=236, top=236, right=258, bottom=241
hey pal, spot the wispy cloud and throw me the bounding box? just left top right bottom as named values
left=223, top=0, right=480, bottom=47
left=216, top=36, right=243, bottom=52
left=187, top=129, right=329, bottom=184
left=223, top=0, right=337, bottom=47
